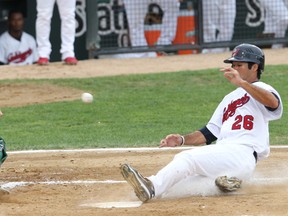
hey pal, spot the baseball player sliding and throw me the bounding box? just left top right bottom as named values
left=120, top=44, right=283, bottom=202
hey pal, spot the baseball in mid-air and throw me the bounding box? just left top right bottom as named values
left=81, top=92, right=93, bottom=103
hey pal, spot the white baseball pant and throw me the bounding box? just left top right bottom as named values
left=148, top=143, right=256, bottom=197
left=36, top=0, right=76, bottom=60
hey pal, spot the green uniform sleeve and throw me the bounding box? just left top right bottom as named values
left=0, top=137, right=8, bottom=165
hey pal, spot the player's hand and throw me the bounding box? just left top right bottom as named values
left=220, top=67, right=243, bottom=87
left=0, top=110, right=3, bottom=118
left=160, top=134, right=182, bottom=148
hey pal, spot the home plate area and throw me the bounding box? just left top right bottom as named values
left=80, top=201, right=143, bottom=208
left=0, top=147, right=287, bottom=215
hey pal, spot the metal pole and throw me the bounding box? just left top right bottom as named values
left=86, top=0, right=101, bottom=59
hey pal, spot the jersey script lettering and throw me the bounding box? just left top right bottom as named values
left=222, top=93, right=250, bottom=123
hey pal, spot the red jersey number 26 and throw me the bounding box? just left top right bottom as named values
left=232, top=115, right=254, bottom=130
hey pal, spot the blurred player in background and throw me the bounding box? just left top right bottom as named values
left=36, top=0, right=78, bottom=65
left=0, top=10, right=38, bottom=65
left=0, top=110, right=9, bottom=195
left=202, top=0, right=236, bottom=53
left=122, top=0, right=180, bottom=58
left=259, top=0, right=288, bottom=49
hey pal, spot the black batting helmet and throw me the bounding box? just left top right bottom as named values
left=224, top=44, right=265, bottom=73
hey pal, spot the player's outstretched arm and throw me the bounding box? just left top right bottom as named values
left=160, top=131, right=206, bottom=148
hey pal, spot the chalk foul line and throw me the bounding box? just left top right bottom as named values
left=7, top=145, right=288, bottom=155
left=0, top=180, right=125, bottom=190
left=1, top=177, right=288, bottom=190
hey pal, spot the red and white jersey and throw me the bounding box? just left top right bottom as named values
left=0, top=31, right=38, bottom=65
left=206, top=81, right=283, bottom=160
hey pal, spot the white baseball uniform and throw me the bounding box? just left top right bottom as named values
left=259, top=0, right=288, bottom=48
left=122, top=0, right=179, bottom=58
left=36, top=0, right=76, bottom=60
left=202, top=0, right=236, bottom=53
left=0, top=31, right=38, bottom=65
left=149, top=82, right=282, bottom=197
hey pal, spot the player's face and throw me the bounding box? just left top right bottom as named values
left=231, top=61, right=258, bottom=82
left=9, top=13, right=24, bottom=32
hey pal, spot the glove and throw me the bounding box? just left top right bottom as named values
left=0, top=137, right=8, bottom=165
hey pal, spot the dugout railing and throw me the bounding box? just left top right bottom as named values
left=0, top=0, right=287, bottom=61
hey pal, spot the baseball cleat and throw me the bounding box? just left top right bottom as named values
left=64, top=57, right=78, bottom=65
left=120, top=164, right=155, bottom=202
left=0, top=187, right=10, bottom=196
left=215, top=176, right=242, bottom=192
left=37, top=57, right=49, bottom=65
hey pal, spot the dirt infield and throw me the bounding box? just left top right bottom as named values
left=0, top=49, right=288, bottom=215
left=1, top=147, right=288, bottom=216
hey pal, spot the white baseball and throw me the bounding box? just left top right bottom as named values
left=81, top=92, right=93, bottom=103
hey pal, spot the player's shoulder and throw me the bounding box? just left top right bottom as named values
left=253, top=81, right=281, bottom=96
left=0, top=32, right=10, bottom=45
left=253, top=81, right=274, bottom=89
left=0, top=31, right=9, bottom=40
left=21, top=32, right=37, bottom=45
left=22, top=32, right=35, bottom=40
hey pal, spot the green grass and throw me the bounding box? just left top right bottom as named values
left=0, top=65, right=287, bottom=150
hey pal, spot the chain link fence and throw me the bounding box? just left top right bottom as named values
left=87, top=0, right=288, bottom=58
